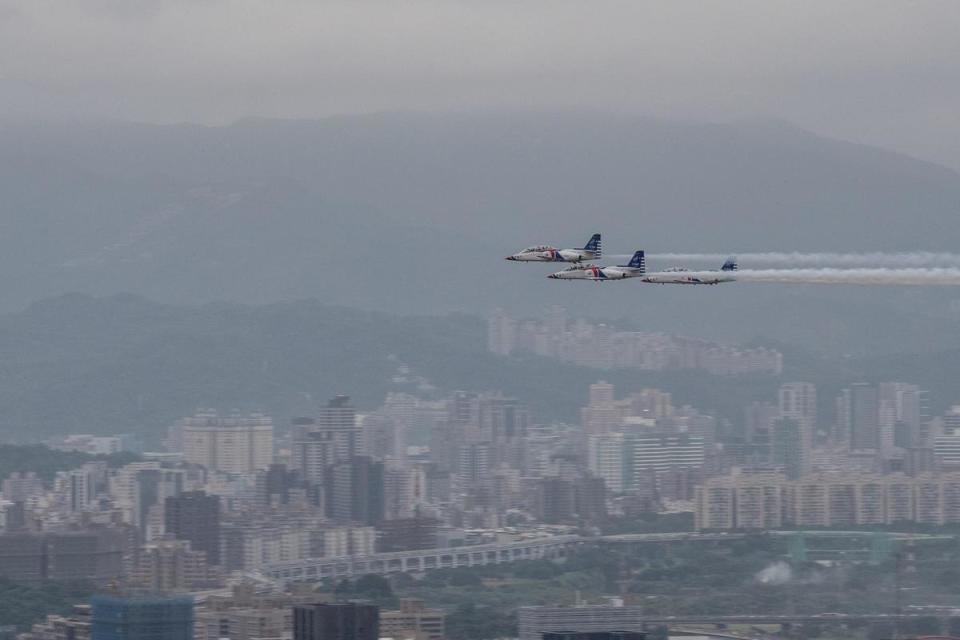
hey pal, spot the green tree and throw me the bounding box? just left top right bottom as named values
left=446, top=603, right=516, bottom=640
left=0, top=579, right=95, bottom=631
left=354, top=574, right=393, bottom=599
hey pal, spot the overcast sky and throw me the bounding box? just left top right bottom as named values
left=2, top=1, right=960, bottom=168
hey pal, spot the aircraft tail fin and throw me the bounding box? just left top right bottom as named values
left=627, top=250, right=646, bottom=273
left=583, top=233, right=601, bottom=257
left=722, top=256, right=738, bottom=272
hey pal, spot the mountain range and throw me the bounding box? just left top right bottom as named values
left=3, top=111, right=960, bottom=353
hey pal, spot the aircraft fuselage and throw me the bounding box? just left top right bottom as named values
left=508, top=248, right=599, bottom=262
left=639, top=273, right=736, bottom=285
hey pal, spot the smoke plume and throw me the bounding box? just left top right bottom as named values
left=648, top=252, right=960, bottom=267
left=755, top=561, right=793, bottom=585
left=704, top=267, right=960, bottom=285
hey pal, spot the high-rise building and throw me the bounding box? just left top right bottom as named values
left=879, top=383, right=923, bottom=453
left=589, top=381, right=615, bottom=406
left=743, top=400, right=779, bottom=460
left=481, top=394, right=529, bottom=442
left=535, top=478, right=576, bottom=524
left=293, top=603, right=379, bottom=640
left=108, top=463, right=184, bottom=535
left=291, top=396, right=360, bottom=487
left=91, top=596, right=194, bottom=640
left=622, top=389, right=674, bottom=420
left=625, top=433, right=705, bottom=489
left=325, top=457, right=384, bottom=526
left=694, top=471, right=786, bottom=530
left=2, top=472, right=43, bottom=502
left=848, top=383, right=880, bottom=451
left=935, top=409, right=960, bottom=468
left=383, top=466, right=427, bottom=520
left=455, top=442, right=492, bottom=484
left=133, top=468, right=185, bottom=540
left=165, top=491, right=221, bottom=566
left=573, top=475, right=608, bottom=522
left=852, top=383, right=881, bottom=451
left=263, top=463, right=297, bottom=506
left=772, top=418, right=805, bottom=480
left=130, top=538, right=221, bottom=591
left=779, top=382, right=816, bottom=462
left=582, top=382, right=619, bottom=435
left=835, top=388, right=852, bottom=446
left=66, top=466, right=97, bottom=513
left=779, top=382, right=817, bottom=432
left=588, top=432, right=627, bottom=493
left=179, top=411, right=274, bottom=475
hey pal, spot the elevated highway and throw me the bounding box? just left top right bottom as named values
left=262, top=530, right=954, bottom=583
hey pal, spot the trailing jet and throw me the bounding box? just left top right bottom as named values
left=506, top=234, right=601, bottom=262
left=640, top=256, right=738, bottom=285
left=547, top=250, right=645, bottom=280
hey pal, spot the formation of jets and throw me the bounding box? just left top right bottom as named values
left=506, top=234, right=738, bottom=285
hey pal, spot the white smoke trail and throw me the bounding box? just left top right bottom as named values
left=674, top=268, right=960, bottom=286
left=645, top=252, right=960, bottom=267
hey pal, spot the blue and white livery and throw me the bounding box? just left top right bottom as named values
left=548, top=250, right=645, bottom=280
left=640, top=256, right=738, bottom=285
left=507, top=234, right=601, bottom=263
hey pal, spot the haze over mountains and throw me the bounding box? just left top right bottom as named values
left=3, top=293, right=959, bottom=444
left=3, top=111, right=960, bottom=353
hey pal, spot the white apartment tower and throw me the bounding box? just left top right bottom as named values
left=588, top=432, right=626, bottom=493
left=582, top=381, right=619, bottom=435
left=180, top=411, right=274, bottom=475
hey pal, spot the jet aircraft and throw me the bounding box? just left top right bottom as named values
left=640, top=257, right=738, bottom=284
left=546, top=263, right=606, bottom=280
left=506, top=234, right=601, bottom=262
left=547, top=250, right=646, bottom=280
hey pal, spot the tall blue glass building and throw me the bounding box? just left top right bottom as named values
left=91, top=596, right=194, bottom=640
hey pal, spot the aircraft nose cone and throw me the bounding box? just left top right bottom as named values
left=505, top=256, right=516, bottom=261
left=547, top=274, right=558, bottom=279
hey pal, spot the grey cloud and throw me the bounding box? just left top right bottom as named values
left=2, top=0, right=960, bottom=166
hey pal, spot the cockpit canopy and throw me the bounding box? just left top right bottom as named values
left=663, top=267, right=689, bottom=272
left=521, top=245, right=554, bottom=253
left=561, top=263, right=595, bottom=271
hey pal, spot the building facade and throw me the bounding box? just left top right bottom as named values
left=180, top=411, right=274, bottom=475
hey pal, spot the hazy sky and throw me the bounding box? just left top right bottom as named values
left=3, top=1, right=960, bottom=167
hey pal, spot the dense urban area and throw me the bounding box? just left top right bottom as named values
left=3, top=306, right=960, bottom=640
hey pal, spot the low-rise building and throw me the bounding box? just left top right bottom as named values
left=380, top=599, right=445, bottom=640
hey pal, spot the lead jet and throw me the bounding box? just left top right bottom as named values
left=547, top=250, right=645, bottom=280
left=640, top=256, right=738, bottom=285
left=506, top=233, right=601, bottom=262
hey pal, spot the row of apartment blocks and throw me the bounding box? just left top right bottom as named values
left=488, top=307, right=782, bottom=375
left=695, top=471, right=960, bottom=530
